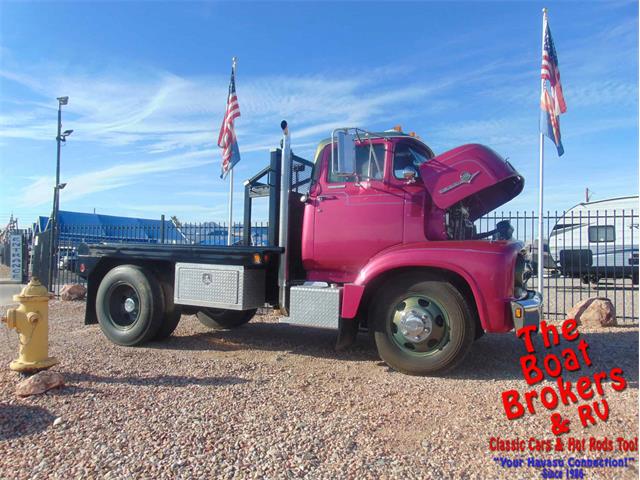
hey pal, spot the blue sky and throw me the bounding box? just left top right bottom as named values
left=0, top=1, right=637, bottom=227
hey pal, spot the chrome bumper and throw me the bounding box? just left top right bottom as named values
left=511, top=290, right=542, bottom=331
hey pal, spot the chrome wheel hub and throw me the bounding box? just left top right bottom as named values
left=399, top=309, right=433, bottom=342
left=124, top=297, right=137, bottom=313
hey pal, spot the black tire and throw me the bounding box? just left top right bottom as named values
left=96, top=265, right=164, bottom=346
left=153, top=280, right=182, bottom=340
left=197, top=308, right=257, bottom=329
left=371, top=273, right=475, bottom=375
left=632, top=270, right=639, bottom=285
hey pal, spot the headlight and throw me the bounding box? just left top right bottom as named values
left=514, top=251, right=532, bottom=299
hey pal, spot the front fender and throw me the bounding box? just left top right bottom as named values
left=342, top=241, right=522, bottom=333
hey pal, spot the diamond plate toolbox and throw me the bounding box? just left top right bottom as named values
left=174, top=263, right=265, bottom=310
left=286, top=285, right=341, bottom=329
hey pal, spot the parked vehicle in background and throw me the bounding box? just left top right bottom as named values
left=58, top=246, right=78, bottom=272
left=77, top=124, right=541, bottom=375
left=525, top=239, right=557, bottom=273
left=549, top=196, right=639, bottom=284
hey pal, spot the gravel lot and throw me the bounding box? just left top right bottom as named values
left=542, top=276, right=637, bottom=324
left=0, top=301, right=637, bottom=479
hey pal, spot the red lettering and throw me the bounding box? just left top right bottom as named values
left=610, top=368, right=627, bottom=392
left=540, top=321, right=560, bottom=348
left=521, top=354, right=544, bottom=385
left=577, top=339, right=592, bottom=366
left=544, top=354, right=562, bottom=377
left=562, top=318, right=579, bottom=341
left=578, top=404, right=596, bottom=427
left=502, top=390, right=525, bottom=419
left=576, top=376, right=594, bottom=400
left=524, top=390, right=538, bottom=414
left=517, top=325, right=538, bottom=353
left=594, top=399, right=609, bottom=422
left=556, top=377, right=578, bottom=405
left=540, top=386, right=558, bottom=410
left=561, top=348, right=581, bottom=371
left=593, top=372, right=607, bottom=396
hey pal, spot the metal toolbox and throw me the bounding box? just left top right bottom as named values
left=174, top=263, right=265, bottom=310
left=284, top=284, right=341, bottom=329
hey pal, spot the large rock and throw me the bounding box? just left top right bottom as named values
left=16, top=371, right=64, bottom=397
left=60, top=283, right=86, bottom=301
left=567, top=297, right=617, bottom=327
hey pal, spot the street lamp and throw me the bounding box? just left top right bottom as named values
left=48, top=96, right=71, bottom=291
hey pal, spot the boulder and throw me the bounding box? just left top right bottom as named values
left=567, top=297, right=617, bottom=327
left=16, top=371, right=64, bottom=397
left=60, top=283, right=86, bottom=301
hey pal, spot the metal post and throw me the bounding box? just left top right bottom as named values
left=227, top=168, right=234, bottom=246
left=160, top=214, right=165, bottom=243
left=278, top=121, right=291, bottom=311
left=537, top=8, right=547, bottom=297
left=243, top=182, right=252, bottom=246
left=268, top=149, right=281, bottom=246
left=48, top=102, right=63, bottom=291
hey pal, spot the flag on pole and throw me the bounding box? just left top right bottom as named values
left=218, top=63, right=241, bottom=179
left=540, top=19, right=567, bottom=156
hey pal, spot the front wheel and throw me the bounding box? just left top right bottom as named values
left=197, top=308, right=257, bottom=329
left=371, top=274, right=475, bottom=375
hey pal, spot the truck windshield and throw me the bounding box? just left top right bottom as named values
left=393, top=144, right=432, bottom=179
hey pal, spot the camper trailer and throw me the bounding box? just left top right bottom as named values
left=549, top=196, right=639, bottom=284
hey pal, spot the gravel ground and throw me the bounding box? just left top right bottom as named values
left=0, top=301, right=637, bottom=479
left=542, top=276, right=637, bottom=324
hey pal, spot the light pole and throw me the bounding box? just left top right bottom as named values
left=48, top=96, right=71, bottom=291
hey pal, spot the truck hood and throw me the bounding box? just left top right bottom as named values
left=420, top=144, right=524, bottom=221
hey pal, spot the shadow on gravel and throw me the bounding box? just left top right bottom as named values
left=157, top=322, right=638, bottom=384
left=451, top=329, right=639, bottom=385
left=150, top=322, right=379, bottom=362
left=0, top=403, right=56, bottom=440
left=62, top=372, right=248, bottom=388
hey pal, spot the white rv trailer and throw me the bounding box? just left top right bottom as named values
left=549, top=196, right=639, bottom=284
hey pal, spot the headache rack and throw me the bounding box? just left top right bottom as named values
left=242, top=148, right=313, bottom=247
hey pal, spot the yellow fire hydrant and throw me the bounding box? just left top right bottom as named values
left=1, top=277, right=58, bottom=372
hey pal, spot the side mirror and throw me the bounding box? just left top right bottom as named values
left=333, top=130, right=356, bottom=176
left=403, top=166, right=417, bottom=184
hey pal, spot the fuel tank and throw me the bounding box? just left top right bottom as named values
left=420, top=144, right=524, bottom=220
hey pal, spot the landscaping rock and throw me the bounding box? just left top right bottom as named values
left=567, top=297, right=617, bottom=327
left=60, top=284, right=87, bottom=301
left=16, top=371, right=64, bottom=397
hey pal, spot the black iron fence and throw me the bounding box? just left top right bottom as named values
left=35, top=209, right=639, bottom=324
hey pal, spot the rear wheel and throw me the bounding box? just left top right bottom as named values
left=371, top=273, right=475, bottom=375
left=197, top=308, right=257, bottom=329
left=96, top=265, right=164, bottom=346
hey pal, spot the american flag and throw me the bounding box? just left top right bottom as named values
left=540, top=20, right=567, bottom=156
left=218, top=63, right=241, bottom=179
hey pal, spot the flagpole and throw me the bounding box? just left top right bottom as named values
left=228, top=167, right=234, bottom=245
left=537, top=8, right=548, bottom=296
left=227, top=57, right=237, bottom=246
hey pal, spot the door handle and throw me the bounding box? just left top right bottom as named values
left=318, top=195, right=337, bottom=202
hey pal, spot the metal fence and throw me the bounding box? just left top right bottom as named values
left=40, top=209, right=639, bottom=324
left=476, top=209, right=638, bottom=323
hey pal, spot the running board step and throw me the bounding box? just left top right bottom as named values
left=280, top=284, right=341, bottom=329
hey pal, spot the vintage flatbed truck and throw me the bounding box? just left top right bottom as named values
left=77, top=123, right=541, bottom=375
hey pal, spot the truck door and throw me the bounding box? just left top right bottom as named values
left=309, top=141, right=403, bottom=280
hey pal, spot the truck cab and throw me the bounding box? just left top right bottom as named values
left=77, top=124, right=541, bottom=376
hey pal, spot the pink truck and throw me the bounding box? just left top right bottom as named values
left=78, top=123, right=541, bottom=375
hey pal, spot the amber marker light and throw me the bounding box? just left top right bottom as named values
left=253, top=253, right=262, bottom=264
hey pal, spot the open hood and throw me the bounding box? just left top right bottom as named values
left=420, top=144, right=524, bottom=221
